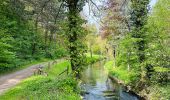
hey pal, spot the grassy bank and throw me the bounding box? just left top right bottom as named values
left=0, top=55, right=102, bottom=100
left=104, top=61, right=138, bottom=84
left=85, top=54, right=104, bottom=64
left=139, top=84, right=170, bottom=100
left=0, top=76, right=80, bottom=100
left=104, top=60, right=170, bottom=99
left=0, top=60, right=81, bottom=100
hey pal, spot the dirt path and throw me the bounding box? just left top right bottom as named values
left=0, top=59, right=63, bottom=95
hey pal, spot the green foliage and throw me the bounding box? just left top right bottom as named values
left=130, top=0, right=150, bottom=64
left=107, top=0, right=170, bottom=98
left=116, top=35, right=140, bottom=70
left=130, top=0, right=150, bottom=30
left=62, top=0, right=87, bottom=77
left=0, top=0, right=68, bottom=72
left=145, top=0, right=170, bottom=68
left=0, top=30, right=16, bottom=70
left=44, top=44, right=68, bottom=59
left=143, top=0, right=170, bottom=85
left=143, top=84, right=170, bottom=100
left=109, top=0, right=150, bottom=85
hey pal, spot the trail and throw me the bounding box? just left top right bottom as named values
left=0, top=59, right=63, bottom=95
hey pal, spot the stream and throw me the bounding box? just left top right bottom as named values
left=80, top=61, right=140, bottom=100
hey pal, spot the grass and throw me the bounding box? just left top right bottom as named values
left=0, top=76, right=80, bottom=100
left=46, top=61, right=71, bottom=77
left=85, top=53, right=105, bottom=64
left=105, top=61, right=170, bottom=99
left=104, top=61, right=138, bottom=84
left=0, top=60, right=81, bottom=100
left=0, top=55, right=103, bottom=100
left=104, top=61, right=114, bottom=70
left=141, top=84, right=170, bottom=100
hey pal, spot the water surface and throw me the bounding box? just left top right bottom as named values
left=80, top=61, right=139, bottom=100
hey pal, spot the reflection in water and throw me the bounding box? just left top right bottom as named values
left=80, top=61, right=139, bottom=100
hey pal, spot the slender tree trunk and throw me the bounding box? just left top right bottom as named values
left=45, top=29, right=48, bottom=46
left=49, top=29, right=54, bottom=46
left=32, top=18, right=38, bottom=56
left=44, top=28, right=48, bottom=56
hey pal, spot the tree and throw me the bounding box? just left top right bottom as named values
left=130, top=0, right=150, bottom=63
left=61, top=0, right=86, bottom=78
left=145, top=0, right=170, bottom=84
left=101, top=0, right=130, bottom=39
left=101, top=0, right=132, bottom=68
left=0, top=29, right=16, bottom=70
left=0, top=0, right=67, bottom=71
left=85, top=24, right=97, bottom=58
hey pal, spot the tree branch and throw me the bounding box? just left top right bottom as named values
left=54, top=2, right=64, bottom=24
left=88, top=0, right=100, bottom=11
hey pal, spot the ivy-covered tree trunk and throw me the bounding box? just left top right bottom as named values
left=65, top=0, right=86, bottom=78
left=68, top=0, right=79, bottom=72
left=66, top=0, right=86, bottom=78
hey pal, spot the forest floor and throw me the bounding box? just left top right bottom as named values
left=0, top=59, right=64, bottom=95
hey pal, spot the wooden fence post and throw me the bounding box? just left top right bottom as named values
left=67, top=66, right=69, bottom=75
left=48, top=62, right=51, bottom=69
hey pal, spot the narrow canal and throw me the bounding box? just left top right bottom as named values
left=80, top=61, right=139, bottom=100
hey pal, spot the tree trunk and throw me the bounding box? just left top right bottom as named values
left=32, top=18, right=38, bottom=56
left=67, top=0, right=80, bottom=78
left=49, top=29, right=54, bottom=46
left=45, top=28, right=48, bottom=46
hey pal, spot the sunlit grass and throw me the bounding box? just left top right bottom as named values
left=0, top=76, right=80, bottom=100
left=104, top=61, right=138, bottom=84
left=85, top=53, right=105, bottom=64
left=0, top=55, right=103, bottom=100
left=47, top=61, right=71, bottom=77
left=0, top=60, right=80, bottom=100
